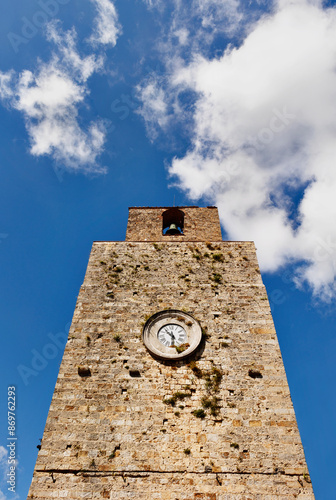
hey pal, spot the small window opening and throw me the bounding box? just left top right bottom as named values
left=162, top=208, right=184, bottom=235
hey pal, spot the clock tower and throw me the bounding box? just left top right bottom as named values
left=28, top=206, right=314, bottom=499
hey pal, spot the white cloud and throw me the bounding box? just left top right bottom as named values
left=0, top=23, right=107, bottom=173
left=138, top=0, right=269, bottom=137
left=0, top=446, right=8, bottom=500
left=142, top=0, right=245, bottom=53
left=0, top=72, right=14, bottom=100
left=47, top=24, right=103, bottom=81
left=0, top=0, right=123, bottom=174
left=141, top=0, right=336, bottom=299
left=142, top=0, right=163, bottom=8
left=0, top=450, right=19, bottom=500
left=194, top=0, right=242, bottom=34
left=89, top=0, right=121, bottom=46
left=0, top=446, right=7, bottom=464
left=137, top=79, right=170, bottom=139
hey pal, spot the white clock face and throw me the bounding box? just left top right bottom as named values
left=158, top=324, right=187, bottom=347
left=143, top=310, right=203, bottom=360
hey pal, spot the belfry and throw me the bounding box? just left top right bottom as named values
left=28, top=206, right=314, bottom=499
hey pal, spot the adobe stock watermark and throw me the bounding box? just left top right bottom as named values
left=0, top=233, right=8, bottom=245
left=103, top=67, right=161, bottom=137
left=51, top=92, right=139, bottom=183
left=269, top=234, right=336, bottom=312
left=103, top=91, right=138, bottom=136
left=7, top=0, right=71, bottom=54
left=217, top=160, right=242, bottom=187
left=246, top=107, right=296, bottom=153
left=52, top=162, right=69, bottom=184
left=313, top=234, right=336, bottom=266
left=7, top=386, right=17, bottom=494
left=17, top=322, right=70, bottom=386
left=268, top=269, right=299, bottom=311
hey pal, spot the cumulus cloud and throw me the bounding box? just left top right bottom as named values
left=137, top=79, right=169, bottom=139
left=193, top=0, right=242, bottom=33
left=0, top=24, right=107, bottom=173
left=0, top=72, right=14, bottom=100
left=0, top=0, right=122, bottom=174
left=142, top=0, right=163, bottom=8
left=0, top=445, right=18, bottom=500
left=47, top=25, right=103, bottom=81
left=142, top=0, right=244, bottom=54
left=89, top=0, right=121, bottom=46
left=140, top=0, right=336, bottom=299
left=138, top=0, right=269, bottom=137
left=0, top=446, right=8, bottom=500
left=0, top=447, right=7, bottom=473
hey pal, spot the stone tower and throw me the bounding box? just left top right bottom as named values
left=28, top=206, right=314, bottom=499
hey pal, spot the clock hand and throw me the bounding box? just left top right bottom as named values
left=167, top=331, right=176, bottom=345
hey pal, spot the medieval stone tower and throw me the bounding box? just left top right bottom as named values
left=28, top=206, right=314, bottom=499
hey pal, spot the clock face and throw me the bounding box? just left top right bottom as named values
left=158, top=324, right=187, bottom=347
left=143, top=310, right=202, bottom=360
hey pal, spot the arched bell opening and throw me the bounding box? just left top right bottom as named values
left=162, top=208, right=185, bottom=235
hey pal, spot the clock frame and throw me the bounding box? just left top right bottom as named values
left=142, top=309, right=202, bottom=360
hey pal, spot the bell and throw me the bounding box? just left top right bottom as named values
left=166, top=223, right=180, bottom=235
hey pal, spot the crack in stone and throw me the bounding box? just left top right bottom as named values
left=36, top=469, right=307, bottom=479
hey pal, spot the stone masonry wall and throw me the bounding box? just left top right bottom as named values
left=28, top=238, right=314, bottom=499
left=126, top=207, right=223, bottom=242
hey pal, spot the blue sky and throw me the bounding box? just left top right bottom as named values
left=0, top=0, right=336, bottom=498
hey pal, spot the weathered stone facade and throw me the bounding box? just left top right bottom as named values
left=28, top=207, right=314, bottom=499
left=126, top=206, right=223, bottom=242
